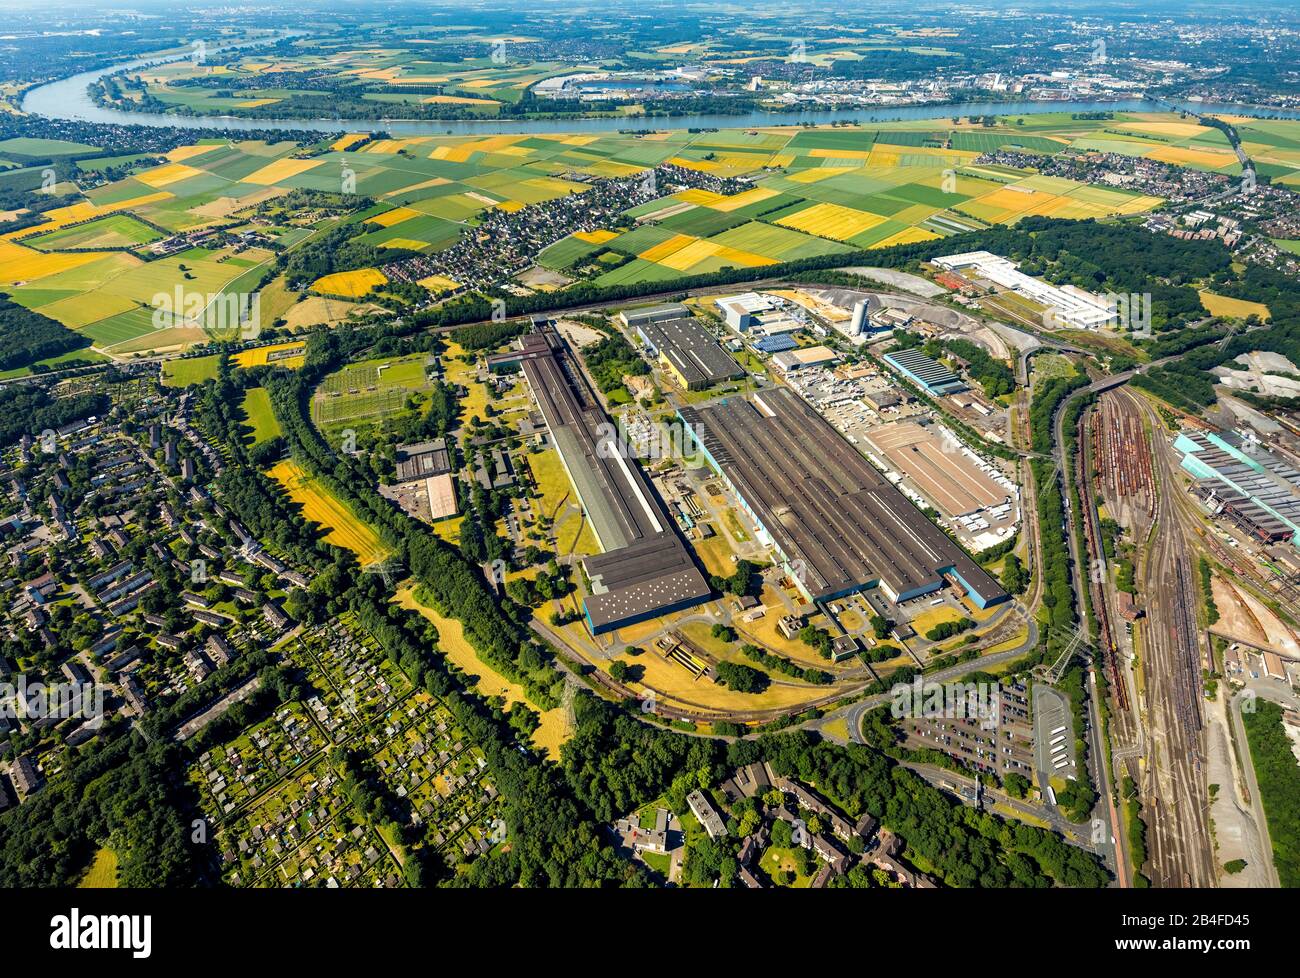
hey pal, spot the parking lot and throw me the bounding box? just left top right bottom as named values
left=1032, top=684, right=1077, bottom=790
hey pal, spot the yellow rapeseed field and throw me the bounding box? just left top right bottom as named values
left=417, top=274, right=459, bottom=293
left=786, top=166, right=855, bottom=184
left=0, top=241, right=111, bottom=286
left=311, top=267, right=387, bottom=297
left=232, top=341, right=306, bottom=368
left=165, top=144, right=218, bottom=163
left=367, top=206, right=420, bottom=228
left=706, top=186, right=779, bottom=212
left=776, top=201, right=885, bottom=241
left=1145, top=145, right=1238, bottom=170
left=638, top=233, right=695, bottom=264
left=573, top=229, right=618, bottom=244
left=330, top=133, right=370, bottom=152
left=422, top=95, right=496, bottom=106
left=871, top=227, right=940, bottom=249
left=135, top=162, right=205, bottom=188
left=1198, top=290, right=1271, bottom=320
left=654, top=238, right=773, bottom=271
left=266, top=459, right=391, bottom=565
left=242, top=158, right=324, bottom=186
left=428, top=144, right=476, bottom=162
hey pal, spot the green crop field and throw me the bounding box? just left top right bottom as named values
left=538, top=234, right=604, bottom=270
left=3, top=110, right=1292, bottom=360
left=162, top=354, right=222, bottom=387
left=80, top=307, right=173, bottom=348
left=27, top=213, right=163, bottom=250
left=0, top=137, right=99, bottom=157
left=240, top=386, right=282, bottom=444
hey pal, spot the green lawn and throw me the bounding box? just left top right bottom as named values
left=162, top=354, right=222, bottom=387
left=28, top=213, right=162, bottom=250
left=241, top=386, right=281, bottom=444
left=759, top=845, right=815, bottom=887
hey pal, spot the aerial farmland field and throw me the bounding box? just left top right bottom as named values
left=26, top=213, right=163, bottom=250
left=0, top=110, right=1289, bottom=370
left=266, top=458, right=392, bottom=564
left=161, top=353, right=222, bottom=386
left=240, top=386, right=282, bottom=444
left=311, top=351, right=435, bottom=427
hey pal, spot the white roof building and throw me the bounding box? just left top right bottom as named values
left=933, top=251, right=1116, bottom=329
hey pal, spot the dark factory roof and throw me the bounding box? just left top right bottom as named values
left=516, top=327, right=711, bottom=630
left=681, top=388, right=1006, bottom=607
left=637, top=315, right=744, bottom=388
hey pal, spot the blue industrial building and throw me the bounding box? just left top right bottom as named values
left=883, top=348, right=967, bottom=396
left=753, top=334, right=798, bottom=354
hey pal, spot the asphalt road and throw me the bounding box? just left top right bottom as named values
left=1227, top=682, right=1297, bottom=888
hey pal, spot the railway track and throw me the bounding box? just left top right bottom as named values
left=1170, top=556, right=1207, bottom=754
left=1078, top=403, right=1131, bottom=713
left=1133, top=392, right=1214, bottom=887
left=1094, top=393, right=1156, bottom=521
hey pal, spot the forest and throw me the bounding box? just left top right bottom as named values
left=0, top=383, right=108, bottom=446
left=1242, top=701, right=1300, bottom=888
left=0, top=294, right=91, bottom=371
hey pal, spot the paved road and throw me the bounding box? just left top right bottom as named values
left=903, top=760, right=1097, bottom=846
left=820, top=611, right=1041, bottom=744
left=1227, top=682, right=1297, bottom=888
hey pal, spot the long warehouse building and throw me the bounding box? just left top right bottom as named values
left=513, top=326, right=712, bottom=633
left=631, top=311, right=745, bottom=391
left=680, top=388, right=1008, bottom=608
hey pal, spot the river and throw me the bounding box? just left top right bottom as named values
left=20, top=46, right=1300, bottom=138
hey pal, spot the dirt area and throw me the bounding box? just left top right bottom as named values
left=1211, top=575, right=1300, bottom=657
left=605, top=643, right=834, bottom=717
left=517, top=265, right=573, bottom=292
left=392, top=584, right=571, bottom=760
left=690, top=531, right=739, bottom=577
left=1206, top=693, right=1274, bottom=888
left=871, top=291, right=1016, bottom=360
left=1213, top=351, right=1300, bottom=399
left=379, top=480, right=432, bottom=522
left=555, top=318, right=605, bottom=348
left=769, top=288, right=853, bottom=325
left=190, top=186, right=286, bottom=219
left=282, top=295, right=379, bottom=330
left=840, top=266, right=946, bottom=298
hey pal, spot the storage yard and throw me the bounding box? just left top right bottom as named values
left=862, top=420, right=1016, bottom=544
left=1092, top=391, right=1156, bottom=526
